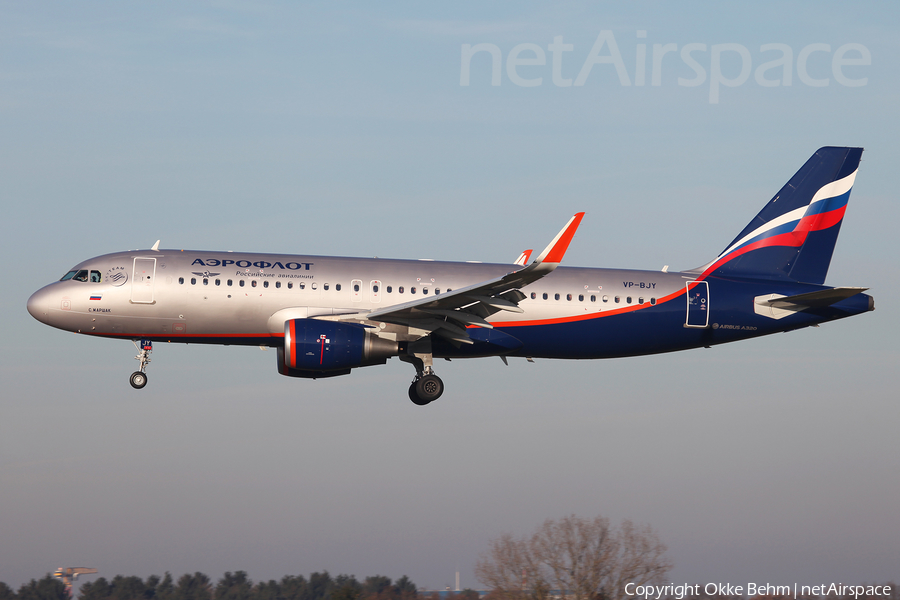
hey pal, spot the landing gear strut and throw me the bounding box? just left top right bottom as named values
left=400, top=338, right=444, bottom=405
left=130, top=339, right=152, bottom=389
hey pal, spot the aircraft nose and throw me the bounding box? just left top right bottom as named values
left=27, top=287, right=52, bottom=323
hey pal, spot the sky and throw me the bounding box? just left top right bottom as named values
left=1, top=0, right=898, bottom=594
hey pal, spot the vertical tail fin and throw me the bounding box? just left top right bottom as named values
left=699, top=146, right=863, bottom=284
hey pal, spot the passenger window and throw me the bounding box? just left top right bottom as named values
left=386, top=286, right=392, bottom=293
left=614, top=296, right=620, bottom=303
left=423, top=287, right=428, bottom=295
left=239, top=280, right=245, bottom=287
left=324, top=283, right=329, bottom=291
left=227, top=280, right=232, bottom=286
left=252, top=280, right=257, bottom=288
left=336, top=283, right=341, bottom=291
left=626, top=296, right=632, bottom=303
left=399, top=286, right=404, bottom=294
left=567, top=294, right=572, bottom=301
left=531, top=292, right=536, bottom=299
left=275, top=281, right=281, bottom=289
left=411, top=287, right=416, bottom=294
left=602, top=295, right=608, bottom=302
left=590, top=295, right=596, bottom=302
left=73, top=270, right=89, bottom=282
left=354, top=283, right=360, bottom=292
left=191, top=278, right=197, bottom=285
left=311, top=282, right=317, bottom=290
left=446, top=288, right=452, bottom=292
left=578, top=294, right=584, bottom=301
left=215, top=279, right=221, bottom=286
left=287, top=282, right=293, bottom=289
left=638, top=297, right=644, bottom=304
left=543, top=293, right=548, bottom=300
left=179, top=277, right=184, bottom=284
left=300, top=282, right=306, bottom=290
left=435, top=288, right=440, bottom=294
left=90, top=271, right=102, bottom=283
left=203, top=278, right=209, bottom=286
left=263, top=281, right=269, bottom=288
left=554, top=293, right=560, bottom=300
left=650, top=298, right=657, bottom=305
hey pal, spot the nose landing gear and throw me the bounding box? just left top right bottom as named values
left=130, top=339, right=152, bottom=389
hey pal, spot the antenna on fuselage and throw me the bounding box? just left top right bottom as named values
left=151, top=240, right=160, bottom=251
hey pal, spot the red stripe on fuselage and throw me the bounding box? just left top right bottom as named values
left=488, top=287, right=686, bottom=328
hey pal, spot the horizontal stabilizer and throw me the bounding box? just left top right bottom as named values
left=754, top=287, right=868, bottom=320
left=765, top=286, right=868, bottom=309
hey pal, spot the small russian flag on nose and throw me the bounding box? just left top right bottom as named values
left=90, top=295, right=102, bottom=301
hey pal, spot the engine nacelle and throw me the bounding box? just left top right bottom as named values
left=277, top=319, right=398, bottom=379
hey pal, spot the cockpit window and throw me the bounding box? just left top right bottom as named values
left=60, top=269, right=101, bottom=282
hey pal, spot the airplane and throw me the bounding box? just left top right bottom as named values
left=27, top=147, right=874, bottom=405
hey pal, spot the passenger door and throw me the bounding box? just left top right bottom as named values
left=131, top=258, right=157, bottom=304
left=685, top=280, right=709, bottom=328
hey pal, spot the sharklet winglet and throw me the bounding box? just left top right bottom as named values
left=533, top=212, right=585, bottom=266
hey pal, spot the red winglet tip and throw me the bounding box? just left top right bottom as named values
left=543, top=212, right=584, bottom=264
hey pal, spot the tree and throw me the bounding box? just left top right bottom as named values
left=306, top=573, right=333, bottom=600
left=156, top=574, right=175, bottom=600
left=16, top=576, right=67, bottom=600
left=173, top=574, right=212, bottom=600
left=361, top=578, right=392, bottom=599
left=0, top=582, right=16, bottom=600
left=110, top=575, right=151, bottom=600
left=392, top=577, right=418, bottom=600
left=475, top=514, right=671, bottom=600
left=329, top=576, right=360, bottom=600
left=79, top=578, right=112, bottom=600
left=215, top=572, right=252, bottom=600
left=251, top=580, right=282, bottom=600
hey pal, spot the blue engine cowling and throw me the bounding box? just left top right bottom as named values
left=277, top=319, right=398, bottom=379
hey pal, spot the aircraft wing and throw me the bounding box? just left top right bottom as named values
left=342, top=213, right=584, bottom=344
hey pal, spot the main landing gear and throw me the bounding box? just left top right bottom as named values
left=408, top=371, right=444, bottom=406
left=400, top=338, right=444, bottom=406
left=130, top=339, right=152, bottom=389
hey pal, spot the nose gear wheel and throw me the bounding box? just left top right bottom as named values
left=130, top=339, right=153, bottom=390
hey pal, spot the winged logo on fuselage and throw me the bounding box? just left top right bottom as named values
left=192, top=271, right=221, bottom=278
